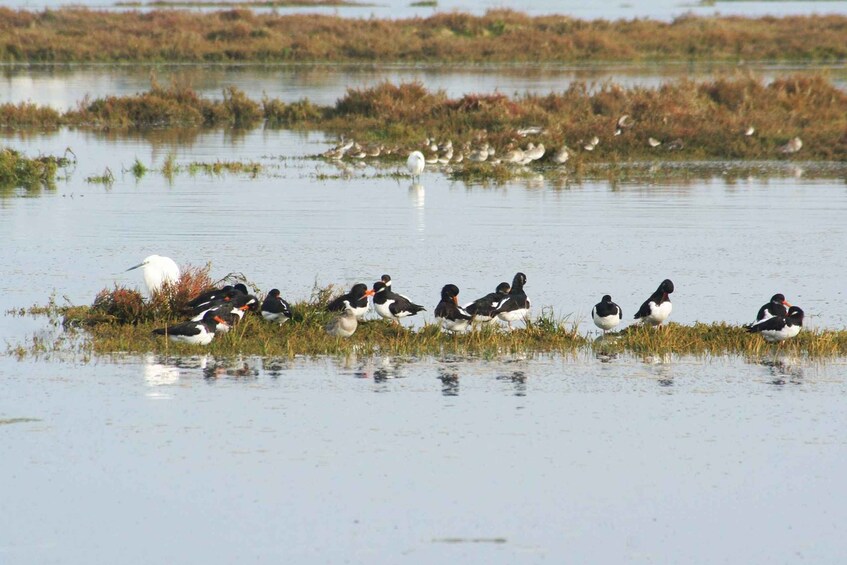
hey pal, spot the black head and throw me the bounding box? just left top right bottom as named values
left=220, top=285, right=234, bottom=293
left=659, top=279, right=674, bottom=294
left=602, top=294, right=612, bottom=303
left=440, top=284, right=460, bottom=300
left=787, top=306, right=804, bottom=319
left=268, top=288, right=281, bottom=298
left=233, top=283, right=248, bottom=294
left=381, top=274, right=392, bottom=286
left=512, top=272, right=527, bottom=288
left=373, top=281, right=387, bottom=294
left=496, top=282, right=511, bottom=294
left=770, top=293, right=790, bottom=306
left=350, top=283, right=368, bottom=296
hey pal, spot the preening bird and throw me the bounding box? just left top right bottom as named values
left=634, top=279, right=674, bottom=326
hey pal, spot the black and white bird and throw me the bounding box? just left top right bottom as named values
left=634, top=279, right=674, bottom=326
left=152, top=310, right=228, bottom=345
left=261, top=288, right=292, bottom=325
left=185, top=283, right=248, bottom=312
left=327, top=283, right=374, bottom=319
left=464, top=282, right=511, bottom=324
left=372, top=280, right=425, bottom=323
left=592, top=295, right=622, bottom=333
left=753, top=293, right=791, bottom=324
left=191, top=292, right=257, bottom=330
left=325, top=300, right=359, bottom=338
left=746, top=306, right=804, bottom=343
left=434, top=284, right=473, bottom=332
left=494, top=272, right=531, bottom=329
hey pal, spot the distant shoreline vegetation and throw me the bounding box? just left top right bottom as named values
left=114, top=0, right=374, bottom=8
left=1, top=9, right=846, bottom=64
left=2, top=77, right=846, bottom=167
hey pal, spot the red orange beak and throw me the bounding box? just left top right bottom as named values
left=239, top=304, right=250, bottom=311
left=214, top=316, right=227, bottom=325
left=783, top=300, right=791, bottom=307
left=453, top=296, right=458, bottom=305
left=364, top=289, right=375, bottom=297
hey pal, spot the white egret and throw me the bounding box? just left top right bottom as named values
left=406, top=151, right=425, bottom=180
left=126, top=254, right=180, bottom=295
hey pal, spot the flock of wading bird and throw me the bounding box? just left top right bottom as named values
left=320, top=122, right=805, bottom=179
left=129, top=256, right=805, bottom=348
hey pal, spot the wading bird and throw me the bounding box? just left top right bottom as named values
left=126, top=255, right=180, bottom=295
left=592, top=295, right=622, bottom=334
left=634, top=279, right=674, bottom=326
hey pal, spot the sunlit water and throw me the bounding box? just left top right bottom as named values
left=3, top=63, right=847, bottom=111
left=2, top=62, right=847, bottom=562
left=4, top=0, right=847, bottom=20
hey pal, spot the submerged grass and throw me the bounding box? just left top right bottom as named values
left=1, top=9, right=847, bottom=63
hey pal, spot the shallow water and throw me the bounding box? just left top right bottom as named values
left=5, top=0, right=847, bottom=20
left=2, top=353, right=847, bottom=563
left=2, top=60, right=847, bottom=563
left=4, top=63, right=847, bottom=111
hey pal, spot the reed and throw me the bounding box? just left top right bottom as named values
left=0, top=147, right=72, bottom=193
left=1, top=9, right=846, bottom=63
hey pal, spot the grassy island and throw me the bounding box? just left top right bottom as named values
left=1, top=9, right=847, bottom=63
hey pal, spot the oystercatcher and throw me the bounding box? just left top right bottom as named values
left=634, top=279, right=674, bottom=326
left=494, top=272, right=531, bottom=329
left=746, top=306, right=804, bottom=343
left=261, top=289, right=292, bottom=325
left=434, top=284, right=473, bottom=332
left=465, top=282, right=510, bottom=324
left=754, top=293, right=791, bottom=323
left=372, top=281, right=425, bottom=323
left=152, top=310, right=227, bottom=345
left=592, top=295, right=622, bottom=333
left=327, top=283, right=374, bottom=319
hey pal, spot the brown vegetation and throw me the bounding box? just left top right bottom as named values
left=1, top=9, right=846, bottom=63
left=2, top=76, right=846, bottom=163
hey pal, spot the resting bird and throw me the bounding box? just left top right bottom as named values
left=634, top=279, right=674, bottom=326
left=325, top=301, right=358, bottom=338
left=372, top=281, right=425, bottom=323
left=434, top=284, right=473, bottom=332
left=592, top=295, right=622, bottom=333
left=326, top=283, right=374, bottom=319
left=746, top=306, right=804, bottom=343
left=152, top=311, right=228, bottom=345
left=465, top=282, right=510, bottom=324
left=261, top=289, right=292, bottom=325
left=494, top=272, right=531, bottom=329
left=752, top=293, right=791, bottom=324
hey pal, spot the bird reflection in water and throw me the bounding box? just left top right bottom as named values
left=143, top=354, right=181, bottom=388
left=409, top=183, right=425, bottom=233
left=203, top=360, right=259, bottom=381
left=762, top=358, right=804, bottom=386
left=349, top=357, right=405, bottom=390
left=438, top=367, right=460, bottom=397
left=496, top=370, right=527, bottom=397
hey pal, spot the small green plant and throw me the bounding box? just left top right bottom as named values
left=85, top=167, right=115, bottom=185
left=130, top=158, right=148, bottom=179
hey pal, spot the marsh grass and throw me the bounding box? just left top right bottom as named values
left=85, top=167, right=115, bottom=185
left=115, top=0, right=371, bottom=7
left=9, top=285, right=847, bottom=360
left=2, top=9, right=846, bottom=63
left=0, top=147, right=72, bottom=194
left=3, top=76, right=846, bottom=168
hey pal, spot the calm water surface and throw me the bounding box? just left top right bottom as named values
left=2, top=63, right=847, bottom=562
left=3, top=64, right=847, bottom=111
left=4, top=0, right=847, bottom=20
left=2, top=353, right=847, bottom=563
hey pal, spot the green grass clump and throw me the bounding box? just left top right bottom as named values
left=9, top=286, right=847, bottom=360
left=0, top=147, right=71, bottom=193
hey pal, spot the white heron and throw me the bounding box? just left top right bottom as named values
left=407, top=151, right=425, bottom=180
left=126, top=254, right=180, bottom=295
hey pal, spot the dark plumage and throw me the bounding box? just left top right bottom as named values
left=372, top=280, right=425, bottom=322
left=755, top=293, right=790, bottom=323
left=434, top=284, right=473, bottom=332
left=494, top=272, right=531, bottom=329
left=327, top=283, right=373, bottom=319
left=634, top=279, right=674, bottom=326
left=152, top=310, right=226, bottom=345
left=746, top=306, right=804, bottom=343
left=465, top=282, right=510, bottom=323
left=592, top=294, right=622, bottom=332
left=261, top=289, right=292, bottom=325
